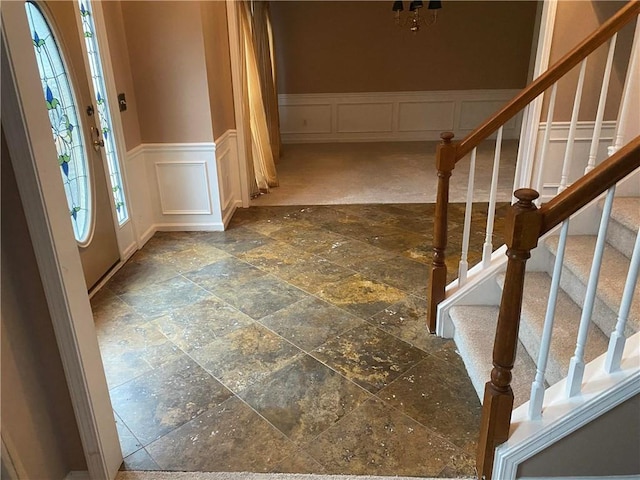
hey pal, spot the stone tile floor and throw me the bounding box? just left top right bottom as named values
left=92, top=203, right=507, bottom=476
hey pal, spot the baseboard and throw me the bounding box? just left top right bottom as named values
left=139, top=224, right=157, bottom=246
left=65, top=471, right=90, bottom=480
left=279, top=89, right=522, bottom=143
left=155, top=222, right=225, bottom=232
left=121, top=240, right=138, bottom=261
left=222, top=200, right=242, bottom=228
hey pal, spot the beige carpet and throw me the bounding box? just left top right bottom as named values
left=251, top=141, right=517, bottom=206
left=117, top=472, right=471, bottom=480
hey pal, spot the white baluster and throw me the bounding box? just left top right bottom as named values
left=567, top=186, right=616, bottom=397
left=459, top=148, right=477, bottom=284
left=604, top=229, right=640, bottom=373
left=534, top=83, right=558, bottom=206
left=586, top=34, right=618, bottom=174
left=529, top=219, right=570, bottom=420
left=482, top=126, right=503, bottom=268
left=559, top=59, right=588, bottom=193
left=611, top=17, right=640, bottom=155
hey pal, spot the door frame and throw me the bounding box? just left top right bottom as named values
left=1, top=2, right=121, bottom=478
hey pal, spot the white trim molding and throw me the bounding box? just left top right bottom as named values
left=122, top=132, right=243, bottom=248
left=278, top=89, right=523, bottom=143
left=532, top=121, right=617, bottom=202
left=215, top=130, right=242, bottom=228
left=493, top=332, right=640, bottom=480
left=65, top=472, right=91, bottom=480
left=155, top=161, right=213, bottom=215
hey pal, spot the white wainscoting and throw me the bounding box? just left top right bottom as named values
left=214, top=130, right=243, bottom=227
left=278, top=90, right=522, bottom=143
left=123, top=131, right=242, bottom=248
left=532, top=121, right=617, bottom=202
left=155, top=161, right=213, bottom=215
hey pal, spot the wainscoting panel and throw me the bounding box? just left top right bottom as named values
left=214, top=130, right=242, bottom=227
left=533, top=121, right=617, bottom=202
left=278, top=90, right=521, bottom=143
left=280, top=103, right=332, bottom=134
left=337, top=103, right=394, bottom=133
left=397, top=101, right=455, bottom=132
left=155, top=161, right=212, bottom=215
left=124, top=137, right=242, bottom=247
left=458, top=99, right=518, bottom=131
left=124, top=145, right=155, bottom=247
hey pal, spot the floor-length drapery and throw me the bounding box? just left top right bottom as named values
left=238, top=0, right=278, bottom=192
left=252, top=1, right=281, bottom=163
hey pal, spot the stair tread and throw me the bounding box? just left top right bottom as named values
left=450, top=305, right=537, bottom=408
left=497, top=271, right=610, bottom=386
left=610, top=197, right=640, bottom=234
left=544, top=235, right=639, bottom=335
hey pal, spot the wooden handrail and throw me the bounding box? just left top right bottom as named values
left=540, top=136, right=640, bottom=234
left=456, top=1, right=640, bottom=160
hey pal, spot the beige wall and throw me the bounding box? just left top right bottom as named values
left=102, top=1, right=143, bottom=151
left=121, top=1, right=214, bottom=143
left=201, top=1, right=236, bottom=138
left=548, top=1, right=635, bottom=121
left=517, top=393, right=640, bottom=477
left=270, top=1, right=538, bottom=94
left=1, top=133, right=87, bottom=479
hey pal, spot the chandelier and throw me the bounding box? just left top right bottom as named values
left=392, top=1, right=442, bottom=33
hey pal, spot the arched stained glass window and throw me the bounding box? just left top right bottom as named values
left=25, top=1, right=92, bottom=243
left=78, top=0, right=128, bottom=224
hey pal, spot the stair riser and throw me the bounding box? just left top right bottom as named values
left=545, top=252, right=636, bottom=338
left=606, top=216, right=636, bottom=260
left=517, top=317, right=563, bottom=385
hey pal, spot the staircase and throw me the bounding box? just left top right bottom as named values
left=426, top=3, right=640, bottom=479
left=447, top=196, right=639, bottom=408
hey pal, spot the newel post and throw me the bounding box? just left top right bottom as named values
left=428, top=132, right=456, bottom=332
left=476, top=189, right=542, bottom=480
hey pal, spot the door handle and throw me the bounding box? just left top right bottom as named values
left=91, top=126, right=104, bottom=151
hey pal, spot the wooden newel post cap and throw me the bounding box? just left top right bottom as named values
left=440, top=132, right=455, bottom=143
left=513, top=188, right=539, bottom=206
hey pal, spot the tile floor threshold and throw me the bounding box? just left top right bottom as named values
left=93, top=204, right=502, bottom=477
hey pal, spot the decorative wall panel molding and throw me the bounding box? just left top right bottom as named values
left=124, top=135, right=242, bottom=245
left=155, top=161, right=212, bottom=215
left=279, top=90, right=522, bottom=143
left=535, top=121, right=617, bottom=202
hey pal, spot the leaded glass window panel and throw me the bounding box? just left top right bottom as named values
left=25, top=1, right=92, bottom=242
left=78, top=0, right=128, bottom=224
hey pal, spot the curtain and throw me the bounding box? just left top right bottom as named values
left=238, top=1, right=278, bottom=192
left=251, top=1, right=281, bottom=163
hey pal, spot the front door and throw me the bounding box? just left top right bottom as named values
left=25, top=0, right=120, bottom=289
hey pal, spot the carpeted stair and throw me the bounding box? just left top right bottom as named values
left=448, top=196, right=639, bottom=407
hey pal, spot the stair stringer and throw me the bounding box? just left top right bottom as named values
left=435, top=245, right=507, bottom=338
left=492, top=332, right=640, bottom=480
